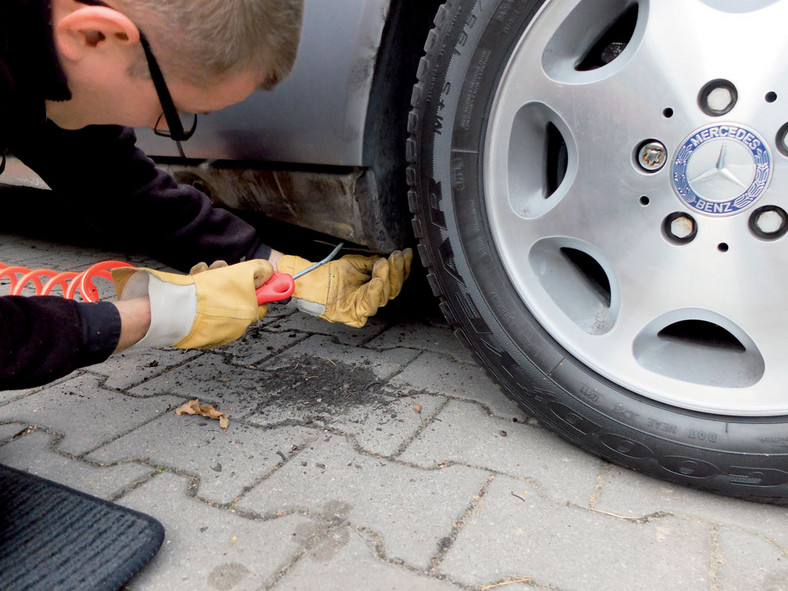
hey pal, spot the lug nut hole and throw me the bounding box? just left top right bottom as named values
left=663, top=213, right=697, bottom=245
left=699, top=79, right=738, bottom=116
left=717, top=243, right=729, bottom=253
left=777, top=123, right=788, bottom=158
left=749, top=205, right=788, bottom=240
left=765, top=91, right=778, bottom=103
left=663, top=108, right=674, bottom=118
left=639, top=195, right=650, bottom=206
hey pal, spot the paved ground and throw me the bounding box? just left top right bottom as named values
left=1, top=221, right=787, bottom=591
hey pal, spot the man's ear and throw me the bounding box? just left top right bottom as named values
left=55, top=6, right=140, bottom=62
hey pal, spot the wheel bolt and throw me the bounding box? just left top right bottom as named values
left=670, top=216, right=695, bottom=239
left=637, top=141, right=668, bottom=172
left=664, top=213, right=697, bottom=244
left=750, top=206, right=788, bottom=240
left=708, top=88, right=734, bottom=111
left=755, top=210, right=783, bottom=233
left=699, top=79, right=738, bottom=116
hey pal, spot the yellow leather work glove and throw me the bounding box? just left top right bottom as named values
left=277, top=249, right=413, bottom=328
left=112, top=260, right=273, bottom=349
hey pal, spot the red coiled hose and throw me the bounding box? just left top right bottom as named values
left=0, top=260, right=134, bottom=302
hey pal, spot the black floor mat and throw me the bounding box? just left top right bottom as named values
left=0, top=464, right=164, bottom=591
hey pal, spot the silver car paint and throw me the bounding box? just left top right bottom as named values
left=137, top=0, right=393, bottom=167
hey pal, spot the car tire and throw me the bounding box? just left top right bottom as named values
left=407, top=0, right=788, bottom=503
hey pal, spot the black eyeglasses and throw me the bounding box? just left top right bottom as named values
left=138, top=32, right=197, bottom=142
left=75, top=0, right=198, bottom=144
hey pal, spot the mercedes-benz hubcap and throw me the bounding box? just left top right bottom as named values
left=672, top=124, right=772, bottom=217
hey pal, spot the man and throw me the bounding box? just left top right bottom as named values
left=0, top=0, right=412, bottom=390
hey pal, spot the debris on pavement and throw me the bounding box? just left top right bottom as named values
left=175, top=399, right=229, bottom=430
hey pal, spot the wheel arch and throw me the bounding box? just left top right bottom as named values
left=360, top=0, right=445, bottom=251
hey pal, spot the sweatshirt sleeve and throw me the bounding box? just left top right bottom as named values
left=9, top=121, right=268, bottom=272
left=0, top=296, right=120, bottom=391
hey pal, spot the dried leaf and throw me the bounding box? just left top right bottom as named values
left=175, top=399, right=229, bottom=430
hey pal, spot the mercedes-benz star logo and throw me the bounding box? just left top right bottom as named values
left=672, top=124, right=772, bottom=217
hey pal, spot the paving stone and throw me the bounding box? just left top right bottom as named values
left=88, top=411, right=319, bottom=505
left=87, top=347, right=202, bottom=390
left=0, top=422, right=26, bottom=443
left=236, top=435, right=489, bottom=570
left=594, top=465, right=788, bottom=547
left=0, top=429, right=153, bottom=499
left=263, top=334, right=420, bottom=379
left=222, top=321, right=311, bottom=366
left=0, top=236, right=121, bottom=269
left=0, top=236, right=157, bottom=278
left=399, top=399, right=603, bottom=506
left=0, top=378, right=61, bottom=406
left=127, top=352, right=267, bottom=402
left=439, top=474, right=711, bottom=591
left=126, top=343, right=420, bottom=442
left=0, top=374, right=182, bottom=455
left=244, top=389, right=445, bottom=457
left=366, top=322, right=475, bottom=364
left=262, top=306, right=392, bottom=347
left=120, top=472, right=312, bottom=591
left=391, top=352, right=528, bottom=419
left=222, top=334, right=439, bottom=456
left=275, top=524, right=463, bottom=591
left=716, top=528, right=788, bottom=591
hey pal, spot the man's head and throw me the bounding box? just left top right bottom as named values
left=104, top=0, right=303, bottom=90
left=46, top=0, right=304, bottom=130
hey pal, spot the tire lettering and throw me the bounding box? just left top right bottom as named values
left=758, top=436, right=788, bottom=448
left=434, top=83, right=451, bottom=136
left=452, top=157, right=465, bottom=190
left=611, top=405, right=639, bottom=421
left=459, top=49, right=492, bottom=130
left=455, top=4, right=481, bottom=56
left=578, top=385, right=600, bottom=405
left=688, top=429, right=718, bottom=443
left=647, top=418, right=677, bottom=435
left=494, top=0, right=516, bottom=24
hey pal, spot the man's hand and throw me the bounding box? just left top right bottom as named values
left=112, top=260, right=273, bottom=349
left=277, top=249, right=413, bottom=328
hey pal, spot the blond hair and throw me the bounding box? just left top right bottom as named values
left=109, top=0, right=304, bottom=89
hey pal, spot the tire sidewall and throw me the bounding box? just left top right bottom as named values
left=412, top=0, right=788, bottom=499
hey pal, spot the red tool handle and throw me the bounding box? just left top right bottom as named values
left=256, top=271, right=295, bottom=304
